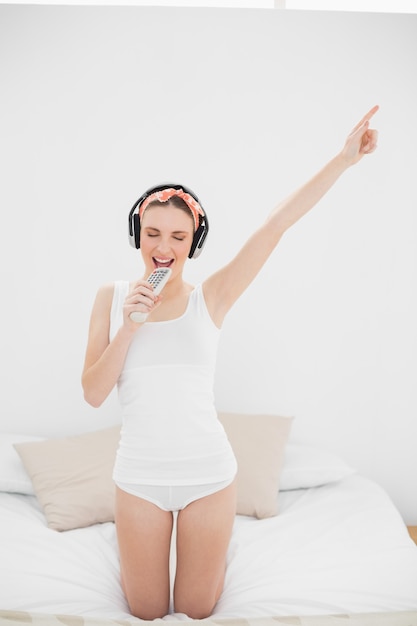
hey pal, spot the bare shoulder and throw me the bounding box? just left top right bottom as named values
left=86, top=282, right=117, bottom=336
left=92, top=282, right=115, bottom=316
left=201, top=225, right=280, bottom=327
left=82, top=283, right=116, bottom=372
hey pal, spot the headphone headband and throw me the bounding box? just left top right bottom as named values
left=128, top=183, right=209, bottom=259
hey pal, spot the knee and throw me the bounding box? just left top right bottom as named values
left=175, top=600, right=216, bottom=620
left=175, top=590, right=220, bottom=619
left=174, top=567, right=225, bottom=618
left=124, top=586, right=169, bottom=620
left=128, top=599, right=170, bottom=621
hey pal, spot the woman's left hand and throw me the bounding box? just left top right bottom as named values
left=341, top=105, right=379, bottom=166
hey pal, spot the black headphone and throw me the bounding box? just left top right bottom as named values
left=128, top=183, right=209, bottom=259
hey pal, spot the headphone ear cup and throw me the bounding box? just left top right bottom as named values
left=133, top=213, right=141, bottom=249
left=189, top=222, right=208, bottom=259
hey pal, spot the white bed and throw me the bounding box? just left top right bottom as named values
left=1, top=421, right=417, bottom=626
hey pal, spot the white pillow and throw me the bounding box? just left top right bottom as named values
left=13, top=416, right=293, bottom=531
left=0, top=433, right=44, bottom=495
left=280, top=443, right=355, bottom=490
left=1, top=433, right=353, bottom=500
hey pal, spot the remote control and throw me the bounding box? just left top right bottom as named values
left=129, top=267, right=172, bottom=323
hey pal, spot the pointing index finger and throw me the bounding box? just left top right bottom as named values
left=352, top=105, right=379, bottom=132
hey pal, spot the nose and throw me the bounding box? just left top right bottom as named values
left=155, top=236, right=172, bottom=256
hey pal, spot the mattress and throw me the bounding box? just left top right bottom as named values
left=1, top=474, right=416, bottom=622
left=0, top=610, right=417, bottom=626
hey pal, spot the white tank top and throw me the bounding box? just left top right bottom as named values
left=110, top=281, right=237, bottom=486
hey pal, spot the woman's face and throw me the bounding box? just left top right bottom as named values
left=140, top=204, right=194, bottom=277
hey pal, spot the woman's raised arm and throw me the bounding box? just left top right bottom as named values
left=203, top=106, right=379, bottom=327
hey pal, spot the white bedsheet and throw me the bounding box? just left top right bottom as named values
left=0, top=475, right=416, bottom=621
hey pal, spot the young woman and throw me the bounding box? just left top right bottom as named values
left=82, top=106, right=379, bottom=620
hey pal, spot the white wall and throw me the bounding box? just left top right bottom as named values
left=0, top=6, right=416, bottom=523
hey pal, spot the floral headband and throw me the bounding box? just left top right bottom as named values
left=139, top=187, right=204, bottom=231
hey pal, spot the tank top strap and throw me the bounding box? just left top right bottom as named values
left=190, top=283, right=219, bottom=331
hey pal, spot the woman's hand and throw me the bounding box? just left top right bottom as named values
left=124, top=279, right=162, bottom=325
left=341, top=105, right=379, bottom=166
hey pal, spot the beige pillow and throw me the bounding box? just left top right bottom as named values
left=14, top=413, right=292, bottom=531
left=14, top=426, right=120, bottom=531
left=218, top=412, right=293, bottom=519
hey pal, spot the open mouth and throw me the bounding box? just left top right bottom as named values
left=153, top=257, right=174, bottom=269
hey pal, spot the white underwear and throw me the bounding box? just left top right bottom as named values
left=115, top=478, right=234, bottom=512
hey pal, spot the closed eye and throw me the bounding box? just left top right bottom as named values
left=146, top=233, right=185, bottom=241
left=144, top=228, right=190, bottom=242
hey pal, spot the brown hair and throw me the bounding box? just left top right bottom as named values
left=144, top=196, right=195, bottom=230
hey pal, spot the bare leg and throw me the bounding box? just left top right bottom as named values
left=173, top=480, right=237, bottom=619
left=114, top=486, right=173, bottom=620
